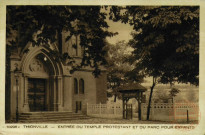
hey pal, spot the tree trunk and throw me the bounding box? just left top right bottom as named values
left=113, top=82, right=117, bottom=102
left=114, top=94, right=117, bottom=102
left=146, top=77, right=156, bottom=120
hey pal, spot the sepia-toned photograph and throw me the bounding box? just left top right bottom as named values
left=5, top=5, right=199, bottom=125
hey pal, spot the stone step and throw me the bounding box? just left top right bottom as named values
left=20, top=111, right=73, bottom=115
left=18, top=111, right=90, bottom=123
left=19, top=115, right=85, bottom=118
left=19, top=116, right=89, bottom=120
left=19, top=117, right=90, bottom=123
left=19, top=117, right=90, bottom=122
left=19, top=113, right=84, bottom=117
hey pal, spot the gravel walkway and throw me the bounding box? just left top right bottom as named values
left=16, top=118, right=198, bottom=124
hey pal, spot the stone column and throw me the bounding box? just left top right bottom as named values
left=11, top=71, right=22, bottom=119
left=22, top=74, right=29, bottom=112
left=57, top=76, right=63, bottom=111
left=53, top=75, right=58, bottom=111
left=49, top=76, right=54, bottom=111
left=9, top=60, right=21, bottom=120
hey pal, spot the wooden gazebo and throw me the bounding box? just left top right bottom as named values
left=118, top=83, right=147, bottom=120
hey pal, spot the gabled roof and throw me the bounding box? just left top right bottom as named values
left=118, top=83, right=147, bottom=93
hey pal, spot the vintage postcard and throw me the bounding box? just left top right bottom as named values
left=0, top=0, right=205, bottom=135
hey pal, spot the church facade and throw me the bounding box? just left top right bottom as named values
left=6, top=31, right=107, bottom=120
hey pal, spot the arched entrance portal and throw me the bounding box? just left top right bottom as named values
left=21, top=47, right=63, bottom=112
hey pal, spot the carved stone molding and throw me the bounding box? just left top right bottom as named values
left=10, top=60, right=21, bottom=72
left=63, top=66, right=72, bottom=76
left=29, top=58, right=47, bottom=73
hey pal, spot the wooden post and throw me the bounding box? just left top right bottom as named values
left=122, top=94, right=125, bottom=119
left=126, top=99, right=128, bottom=119
left=138, top=92, right=142, bottom=120
left=173, top=98, right=176, bottom=120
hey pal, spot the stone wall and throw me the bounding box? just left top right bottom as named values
left=72, top=70, right=97, bottom=114
left=141, top=103, right=199, bottom=122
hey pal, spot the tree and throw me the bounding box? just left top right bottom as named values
left=155, top=92, right=170, bottom=103
left=6, top=6, right=117, bottom=76
left=111, top=6, right=199, bottom=120
left=104, top=40, right=143, bottom=101
left=169, top=87, right=180, bottom=103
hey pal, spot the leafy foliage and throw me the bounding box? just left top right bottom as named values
left=104, top=41, right=138, bottom=100
left=6, top=6, right=116, bottom=76
left=169, top=87, right=180, bottom=97
left=110, top=6, right=199, bottom=85
left=154, top=92, right=170, bottom=103
left=125, top=6, right=199, bottom=85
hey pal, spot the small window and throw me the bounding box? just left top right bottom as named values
left=79, top=79, right=84, bottom=94
left=75, top=101, right=82, bottom=113
left=74, top=78, right=78, bottom=94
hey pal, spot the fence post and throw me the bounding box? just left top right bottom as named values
left=187, top=110, right=189, bottom=123
left=173, top=99, right=176, bottom=120
left=100, top=102, right=101, bottom=115
left=87, top=103, right=89, bottom=115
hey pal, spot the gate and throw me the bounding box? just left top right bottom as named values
left=123, top=103, right=133, bottom=119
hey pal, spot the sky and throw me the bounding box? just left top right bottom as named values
left=105, top=15, right=134, bottom=45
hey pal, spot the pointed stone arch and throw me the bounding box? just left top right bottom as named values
left=20, top=45, right=64, bottom=112
left=21, top=46, right=63, bottom=77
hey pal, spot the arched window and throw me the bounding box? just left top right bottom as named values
left=79, top=79, right=84, bottom=94
left=72, top=35, right=78, bottom=56
left=74, top=78, right=78, bottom=94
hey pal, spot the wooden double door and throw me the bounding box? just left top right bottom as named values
left=28, top=78, right=47, bottom=112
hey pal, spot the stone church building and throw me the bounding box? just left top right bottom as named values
left=6, top=31, right=107, bottom=120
